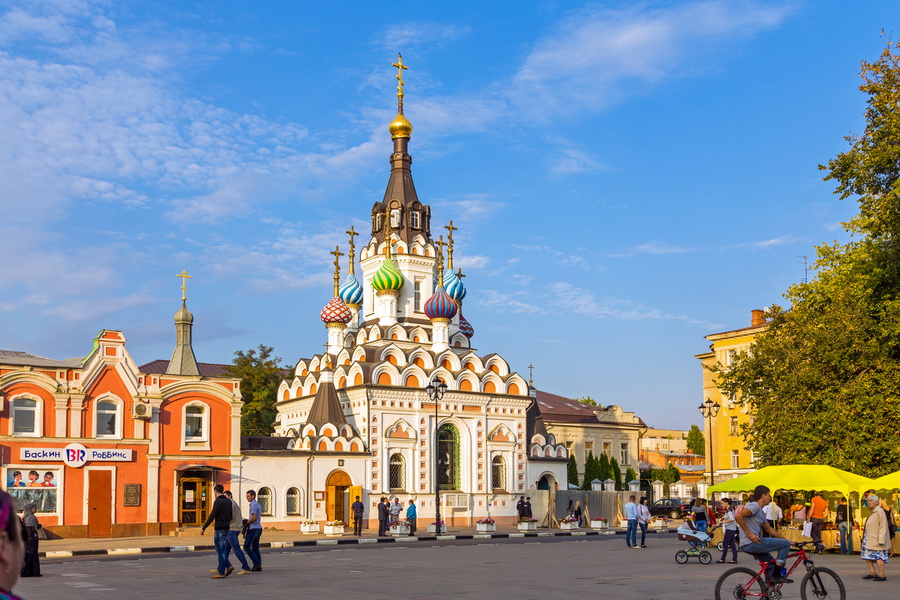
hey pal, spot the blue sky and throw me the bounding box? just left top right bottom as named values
left=0, top=1, right=893, bottom=429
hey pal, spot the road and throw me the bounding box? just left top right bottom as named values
left=17, top=534, right=878, bottom=599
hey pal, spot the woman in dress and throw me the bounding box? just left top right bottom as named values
left=861, top=494, right=890, bottom=581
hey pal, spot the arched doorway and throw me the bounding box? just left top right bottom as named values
left=538, top=473, right=556, bottom=491
left=326, top=470, right=352, bottom=523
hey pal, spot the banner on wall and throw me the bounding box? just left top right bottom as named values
left=19, top=443, right=133, bottom=467
left=7, top=468, right=59, bottom=513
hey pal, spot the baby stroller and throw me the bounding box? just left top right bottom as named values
left=674, top=522, right=720, bottom=564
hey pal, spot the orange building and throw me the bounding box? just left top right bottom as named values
left=0, top=293, right=242, bottom=537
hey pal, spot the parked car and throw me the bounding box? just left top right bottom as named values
left=648, top=498, right=691, bottom=519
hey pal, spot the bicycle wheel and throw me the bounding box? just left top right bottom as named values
left=700, top=550, right=713, bottom=564
left=675, top=550, right=689, bottom=564
left=800, top=566, right=845, bottom=600
left=714, top=567, right=767, bottom=600
left=717, top=541, right=725, bottom=551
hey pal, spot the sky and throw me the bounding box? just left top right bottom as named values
left=0, top=0, right=895, bottom=430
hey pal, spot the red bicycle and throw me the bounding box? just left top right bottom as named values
left=714, top=541, right=845, bottom=600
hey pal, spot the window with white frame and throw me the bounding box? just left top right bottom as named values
left=414, top=281, right=422, bottom=312
left=726, top=349, right=737, bottom=366
left=584, top=441, right=593, bottom=462
left=730, top=416, right=739, bottom=436
left=491, top=456, right=506, bottom=490
left=410, top=211, right=420, bottom=229
left=620, top=442, right=629, bottom=465
left=96, top=399, right=121, bottom=438
left=389, top=453, right=405, bottom=490
left=602, top=441, right=611, bottom=457
left=286, top=487, right=301, bottom=515
left=731, top=450, right=740, bottom=469
left=184, top=404, right=208, bottom=442
left=12, top=397, right=39, bottom=436
left=257, top=487, right=272, bottom=516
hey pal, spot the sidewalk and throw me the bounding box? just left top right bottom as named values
left=39, top=525, right=657, bottom=558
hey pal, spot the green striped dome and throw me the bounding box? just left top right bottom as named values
left=372, top=257, right=404, bottom=291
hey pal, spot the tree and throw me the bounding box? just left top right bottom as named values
left=714, top=39, right=900, bottom=477
left=227, top=345, right=287, bottom=436
left=598, top=452, right=611, bottom=483
left=686, top=424, right=705, bottom=456
left=624, top=467, right=638, bottom=488
left=567, top=455, right=578, bottom=489
left=641, top=465, right=681, bottom=497
left=575, top=396, right=598, bottom=406
left=610, top=457, right=622, bottom=490
left=582, top=451, right=603, bottom=490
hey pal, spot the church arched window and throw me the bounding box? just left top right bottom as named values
left=389, top=453, right=405, bottom=491
left=491, top=456, right=506, bottom=490
left=286, top=487, right=301, bottom=515
left=437, top=424, right=460, bottom=490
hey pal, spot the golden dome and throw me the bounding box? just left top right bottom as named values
left=389, top=112, right=412, bottom=139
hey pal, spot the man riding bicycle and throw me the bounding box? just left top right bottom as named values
left=734, top=484, right=793, bottom=584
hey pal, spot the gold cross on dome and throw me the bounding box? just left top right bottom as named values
left=345, top=226, right=359, bottom=274
left=330, top=246, right=344, bottom=296
left=528, top=364, right=534, bottom=386
left=444, top=221, right=458, bottom=270
left=392, top=53, right=409, bottom=109
left=176, top=270, right=192, bottom=302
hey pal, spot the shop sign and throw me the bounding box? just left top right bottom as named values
left=20, top=443, right=133, bottom=467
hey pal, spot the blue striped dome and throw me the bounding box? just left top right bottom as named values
left=424, top=286, right=458, bottom=320
left=443, top=270, right=467, bottom=302
left=338, top=273, right=363, bottom=306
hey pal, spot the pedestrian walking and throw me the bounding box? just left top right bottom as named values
left=377, top=497, right=389, bottom=536
left=574, top=501, right=583, bottom=528
left=220, top=491, right=251, bottom=575
left=20, top=503, right=41, bottom=578
left=201, top=484, right=233, bottom=579
left=835, top=497, right=851, bottom=554
left=808, top=491, right=828, bottom=552
left=717, top=498, right=739, bottom=563
left=406, top=499, right=418, bottom=536
left=637, top=497, right=650, bottom=548
left=861, top=494, right=890, bottom=582
left=244, top=489, right=263, bottom=572
left=624, top=495, right=638, bottom=548
left=351, top=495, right=365, bottom=536
left=0, top=490, right=26, bottom=599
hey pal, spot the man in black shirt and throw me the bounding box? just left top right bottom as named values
left=377, top=497, right=390, bottom=536
left=835, top=497, right=850, bottom=555
left=201, top=484, right=233, bottom=578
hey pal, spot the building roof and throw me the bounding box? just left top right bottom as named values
left=535, top=390, right=646, bottom=427
left=0, top=350, right=83, bottom=368
left=138, top=359, right=236, bottom=378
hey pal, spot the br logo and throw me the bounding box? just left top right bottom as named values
left=63, top=443, right=88, bottom=468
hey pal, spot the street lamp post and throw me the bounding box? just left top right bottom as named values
left=426, top=377, right=448, bottom=533
left=698, top=398, right=720, bottom=486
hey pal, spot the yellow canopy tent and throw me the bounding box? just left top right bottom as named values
left=706, top=464, right=874, bottom=499
left=870, top=472, right=900, bottom=492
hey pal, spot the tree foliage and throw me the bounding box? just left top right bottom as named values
left=567, top=455, right=579, bottom=489
left=624, top=467, right=638, bottom=487
left=575, top=396, right=598, bottom=406
left=582, top=451, right=597, bottom=490
left=686, top=424, right=705, bottom=456
left=610, top=457, right=622, bottom=490
left=227, top=344, right=288, bottom=437
left=598, top=452, right=611, bottom=483
left=642, top=465, right=681, bottom=497
left=714, top=40, right=900, bottom=478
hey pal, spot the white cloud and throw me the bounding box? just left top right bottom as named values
left=507, top=1, right=793, bottom=119
left=512, top=244, right=588, bottom=268
left=550, top=148, right=605, bottom=174
left=455, top=255, right=489, bottom=270
left=611, top=241, right=695, bottom=257
left=730, top=235, right=803, bottom=249
left=376, top=22, right=471, bottom=52
left=478, top=290, right=546, bottom=314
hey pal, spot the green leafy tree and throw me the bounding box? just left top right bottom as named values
left=227, top=345, right=287, bottom=436
left=611, top=457, right=622, bottom=490
left=582, top=451, right=603, bottom=490
left=641, top=466, right=681, bottom=497
left=567, top=455, right=579, bottom=489
left=598, top=452, right=611, bottom=483
left=575, top=396, right=598, bottom=406
left=624, top=467, right=638, bottom=487
left=686, top=424, right=705, bottom=456
left=714, top=40, right=900, bottom=477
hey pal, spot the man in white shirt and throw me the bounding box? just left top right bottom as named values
left=624, top=495, right=638, bottom=548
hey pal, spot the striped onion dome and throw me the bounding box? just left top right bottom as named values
left=442, top=270, right=467, bottom=302
left=458, top=310, right=474, bottom=338
left=424, top=285, right=458, bottom=320
left=372, top=257, right=404, bottom=291
left=320, top=296, right=352, bottom=324
left=338, top=273, right=363, bottom=305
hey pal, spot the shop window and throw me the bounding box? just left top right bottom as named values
left=12, top=397, right=39, bottom=437
left=184, top=403, right=208, bottom=442
left=96, top=399, right=121, bottom=439
left=491, top=456, right=506, bottom=490
left=258, top=487, right=272, bottom=516
left=286, top=487, right=301, bottom=515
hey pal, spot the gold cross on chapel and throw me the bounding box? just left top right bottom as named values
left=444, top=221, right=458, bottom=270
left=392, top=53, right=409, bottom=111
left=176, top=270, right=192, bottom=302
left=330, top=246, right=344, bottom=296
left=345, top=226, right=359, bottom=274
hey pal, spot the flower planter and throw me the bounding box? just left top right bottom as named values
left=619, top=520, right=629, bottom=529
left=560, top=522, right=579, bottom=530
left=427, top=524, right=446, bottom=534
left=591, top=521, right=608, bottom=530
left=518, top=522, right=537, bottom=532
left=390, top=524, right=411, bottom=536
left=652, top=521, right=668, bottom=529
left=300, top=523, right=320, bottom=534
left=476, top=523, right=496, bottom=533
left=323, top=525, right=345, bottom=535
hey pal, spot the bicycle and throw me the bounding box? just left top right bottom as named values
left=714, top=541, right=845, bottom=600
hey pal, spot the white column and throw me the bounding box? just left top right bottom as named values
left=326, top=323, right=347, bottom=354
left=347, top=304, right=361, bottom=333
left=378, top=290, right=399, bottom=327
left=431, top=318, right=450, bottom=353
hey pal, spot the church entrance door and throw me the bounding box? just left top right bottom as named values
left=325, top=470, right=352, bottom=523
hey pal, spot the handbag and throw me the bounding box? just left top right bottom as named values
left=801, top=520, right=812, bottom=538
left=36, top=527, right=47, bottom=540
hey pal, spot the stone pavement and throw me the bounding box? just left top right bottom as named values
left=20, top=531, right=879, bottom=600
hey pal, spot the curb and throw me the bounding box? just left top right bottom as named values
left=40, top=528, right=660, bottom=558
